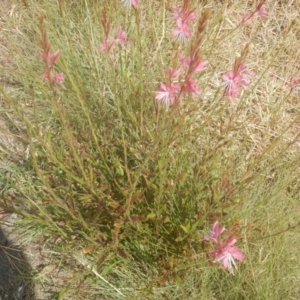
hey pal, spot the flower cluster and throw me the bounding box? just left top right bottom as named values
left=155, top=53, right=208, bottom=109
left=172, top=0, right=196, bottom=43
left=99, top=8, right=129, bottom=54
left=204, top=221, right=245, bottom=274
left=100, top=27, right=129, bottom=53
left=156, top=6, right=208, bottom=109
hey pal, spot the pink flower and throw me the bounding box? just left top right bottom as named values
left=179, top=54, right=208, bottom=73
left=222, top=63, right=252, bottom=98
left=222, top=71, right=242, bottom=98
left=155, top=83, right=180, bottom=108
left=204, top=221, right=245, bottom=273
left=173, top=3, right=196, bottom=23
left=204, top=221, right=225, bottom=243
left=172, top=19, right=191, bottom=43
left=40, top=50, right=60, bottom=68
left=288, top=77, right=300, bottom=89
left=100, top=27, right=129, bottom=52
left=40, top=48, right=64, bottom=84
left=256, top=3, right=267, bottom=18
left=182, top=78, right=201, bottom=95
left=236, top=63, right=253, bottom=86
left=42, top=71, right=65, bottom=83
left=53, top=72, right=65, bottom=83
left=242, top=2, right=267, bottom=23
left=99, top=39, right=115, bottom=53
left=241, top=14, right=251, bottom=23
left=116, top=27, right=129, bottom=45
left=120, top=0, right=138, bottom=8
left=209, top=237, right=245, bottom=273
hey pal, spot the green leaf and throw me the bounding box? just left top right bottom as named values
left=180, top=223, right=190, bottom=234
left=158, top=159, right=164, bottom=171
left=58, top=287, right=68, bottom=299
left=175, top=236, right=184, bottom=242
left=117, top=166, right=124, bottom=176
left=147, top=212, right=156, bottom=220
left=175, top=274, right=184, bottom=285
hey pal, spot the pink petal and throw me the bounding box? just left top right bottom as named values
left=288, top=77, right=300, bottom=88
left=99, top=39, right=115, bottom=52
left=183, top=78, right=201, bottom=94
left=164, top=67, right=181, bottom=80
left=155, top=92, right=168, bottom=101
left=172, top=20, right=191, bottom=42
left=49, top=50, right=60, bottom=65
left=195, top=60, right=208, bottom=73
left=40, top=50, right=61, bottom=68
left=242, top=13, right=251, bottom=22
left=204, top=221, right=226, bottom=242
left=231, top=248, right=245, bottom=261
left=173, top=4, right=180, bottom=18
left=53, top=72, right=65, bottom=83
left=226, top=238, right=237, bottom=247
left=160, top=83, right=168, bottom=92
left=238, top=63, right=253, bottom=76
left=172, top=4, right=196, bottom=22
left=99, top=40, right=109, bottom=52
left=121, top=0, right=138, bottom=7
left=132, top=0, right=138, bottom=7
left=42, top=71, right=65, bottom=83
left=212, top=221, right=225, bottom=237
left=257, top=5, right=267, bottom=18
left=222, top=70, right=235, bottom=81
left=116, top=27, right=129, bottom=45
left=222, top=255, right=229, bottom=268
left=179, top=53, right=190, bottom=68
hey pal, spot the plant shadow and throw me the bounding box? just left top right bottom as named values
left=0, top=228, right=35, bottom=300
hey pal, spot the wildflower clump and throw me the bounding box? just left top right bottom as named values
left=3, top=0, right=300, bottom=298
